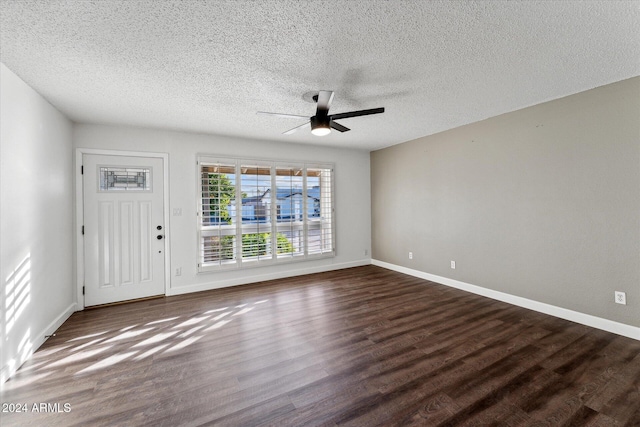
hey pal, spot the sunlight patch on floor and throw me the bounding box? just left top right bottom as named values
left=48, top=346, right=114, bottom=368
left=203, top=319, right=232, bottom=332
left=133, top=331, right=180, bottom=348
left=13, top=359, right=52, bottom=373
left=213, top=311, right=232, bottom=321
left=172, top=316, right=211, bottom=329
left=145, top=316, right=180, bottom=325
left=11, top=298, right=273, bottom=381
left=77, top=351, right=137, bottom=374
left=3, top=371, right=53, bottom=390
left=133, top=344, right=170, bottom=361
left=67, top=331, right=109, bottom=342
left=178, top=325, right=207, bottom=338
left=233, top=307, right=254, bottom=316
left=72, top=338, right=108, bottom=352
left=204, top=307, right=229, bottom=314
left=165, top=336, right=203, bottom=352
left=104, top=328, right=153, bottom=343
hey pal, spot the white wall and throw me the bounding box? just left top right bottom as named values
left=73, top=124, right=371, bottom=298
left=1, top=63, right=75, bottom=384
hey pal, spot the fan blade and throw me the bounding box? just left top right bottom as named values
left=330, top=121, right=350, bottom=132
left=283, top=122, right=310, bottom=135
left=257, top=111, right=309, bottom=119
left=316, top=90, right=334, bottom=112
left=329, top=107, right=385, bottom=121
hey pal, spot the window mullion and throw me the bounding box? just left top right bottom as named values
left=270, top=165, right=277, bottom=260
left=235, top=161, right=242, bottom=267
left=302, top=167, right=308, bottom=257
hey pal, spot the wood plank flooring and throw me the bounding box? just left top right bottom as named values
left=1, top=265, right=639, bottom=426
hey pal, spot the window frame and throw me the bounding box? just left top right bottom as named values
left=197, top=155, right=335, bottom=273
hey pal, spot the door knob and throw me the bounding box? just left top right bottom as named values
left=157, top=235, right=163, bottom=240
left=157, top=225, right=162, bottom=230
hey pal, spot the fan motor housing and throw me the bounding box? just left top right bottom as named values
left=310, top=115, right=329, bottom=128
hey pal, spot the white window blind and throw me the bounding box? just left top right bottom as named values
left=307, top=167, right=333, bottom=256
left=275, top=166, right=305, bottom=259
left=199, top=162, right=237, bottom=267
left=198, top=157, right=334, bottom=272
left=239, top=164, right=272, bottom=263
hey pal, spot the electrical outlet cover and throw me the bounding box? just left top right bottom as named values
left=614, top=291, right=626, bottom=305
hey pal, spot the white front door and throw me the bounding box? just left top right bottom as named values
left=83, top=154, right=165, bottom=306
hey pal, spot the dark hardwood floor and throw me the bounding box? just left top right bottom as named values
left=1, top=265, right=639, bottom=426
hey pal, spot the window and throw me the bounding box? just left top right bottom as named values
left=198, top=157, right=334, bottom=271
left=99, top=167, right=151, bottom=191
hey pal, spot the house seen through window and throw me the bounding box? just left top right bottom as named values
left=198, top=157, right=334, bottom=271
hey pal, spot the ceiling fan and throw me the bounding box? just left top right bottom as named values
left=257, top=90, right=384, bottom=136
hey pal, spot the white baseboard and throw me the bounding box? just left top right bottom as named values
left=372, top=259, right=639, bottom=341
left=168, top=259, right=371, bottom=296
left=41, top=302, right=77, bottom=343
left=1, top=303, right=76, bottom=387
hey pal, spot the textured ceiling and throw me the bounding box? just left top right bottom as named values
left=1, top=1, right=639, bottom=151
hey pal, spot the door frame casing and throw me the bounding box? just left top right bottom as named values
left=75, top=148, right=171, bottom=310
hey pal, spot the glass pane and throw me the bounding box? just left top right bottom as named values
left=307, top=167, right=332, bottom=255
left=99, top=167, right=150, bottom=191
left=201, top=165, right=236, bottom=226
left=241, top=231, right=272, bottom=261
left=201, top=235, right=236, bottom=265
left=275, top=167, right=304, bottom=258
left=200, top=163, right=237, bottom=267
left=240, top=165, right=272, bottom=261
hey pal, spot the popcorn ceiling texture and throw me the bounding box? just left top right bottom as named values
left=1, top=0, right=639, bottom=150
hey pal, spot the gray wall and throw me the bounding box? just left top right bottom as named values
left=1, top=63, right=75, bottom=383
left=371, top=77, right=639, bottom=327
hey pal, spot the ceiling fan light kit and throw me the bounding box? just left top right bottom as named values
left=310, top=118, right=331, bottom=136
left=311, top=128, right=331, bottom=136
left=258, top=90, right=384, bottom=137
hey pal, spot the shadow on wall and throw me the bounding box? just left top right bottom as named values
left=3, top=253, right=32, bottom=382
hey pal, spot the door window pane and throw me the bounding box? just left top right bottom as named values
left=99, top=167, right=151, bottom=191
